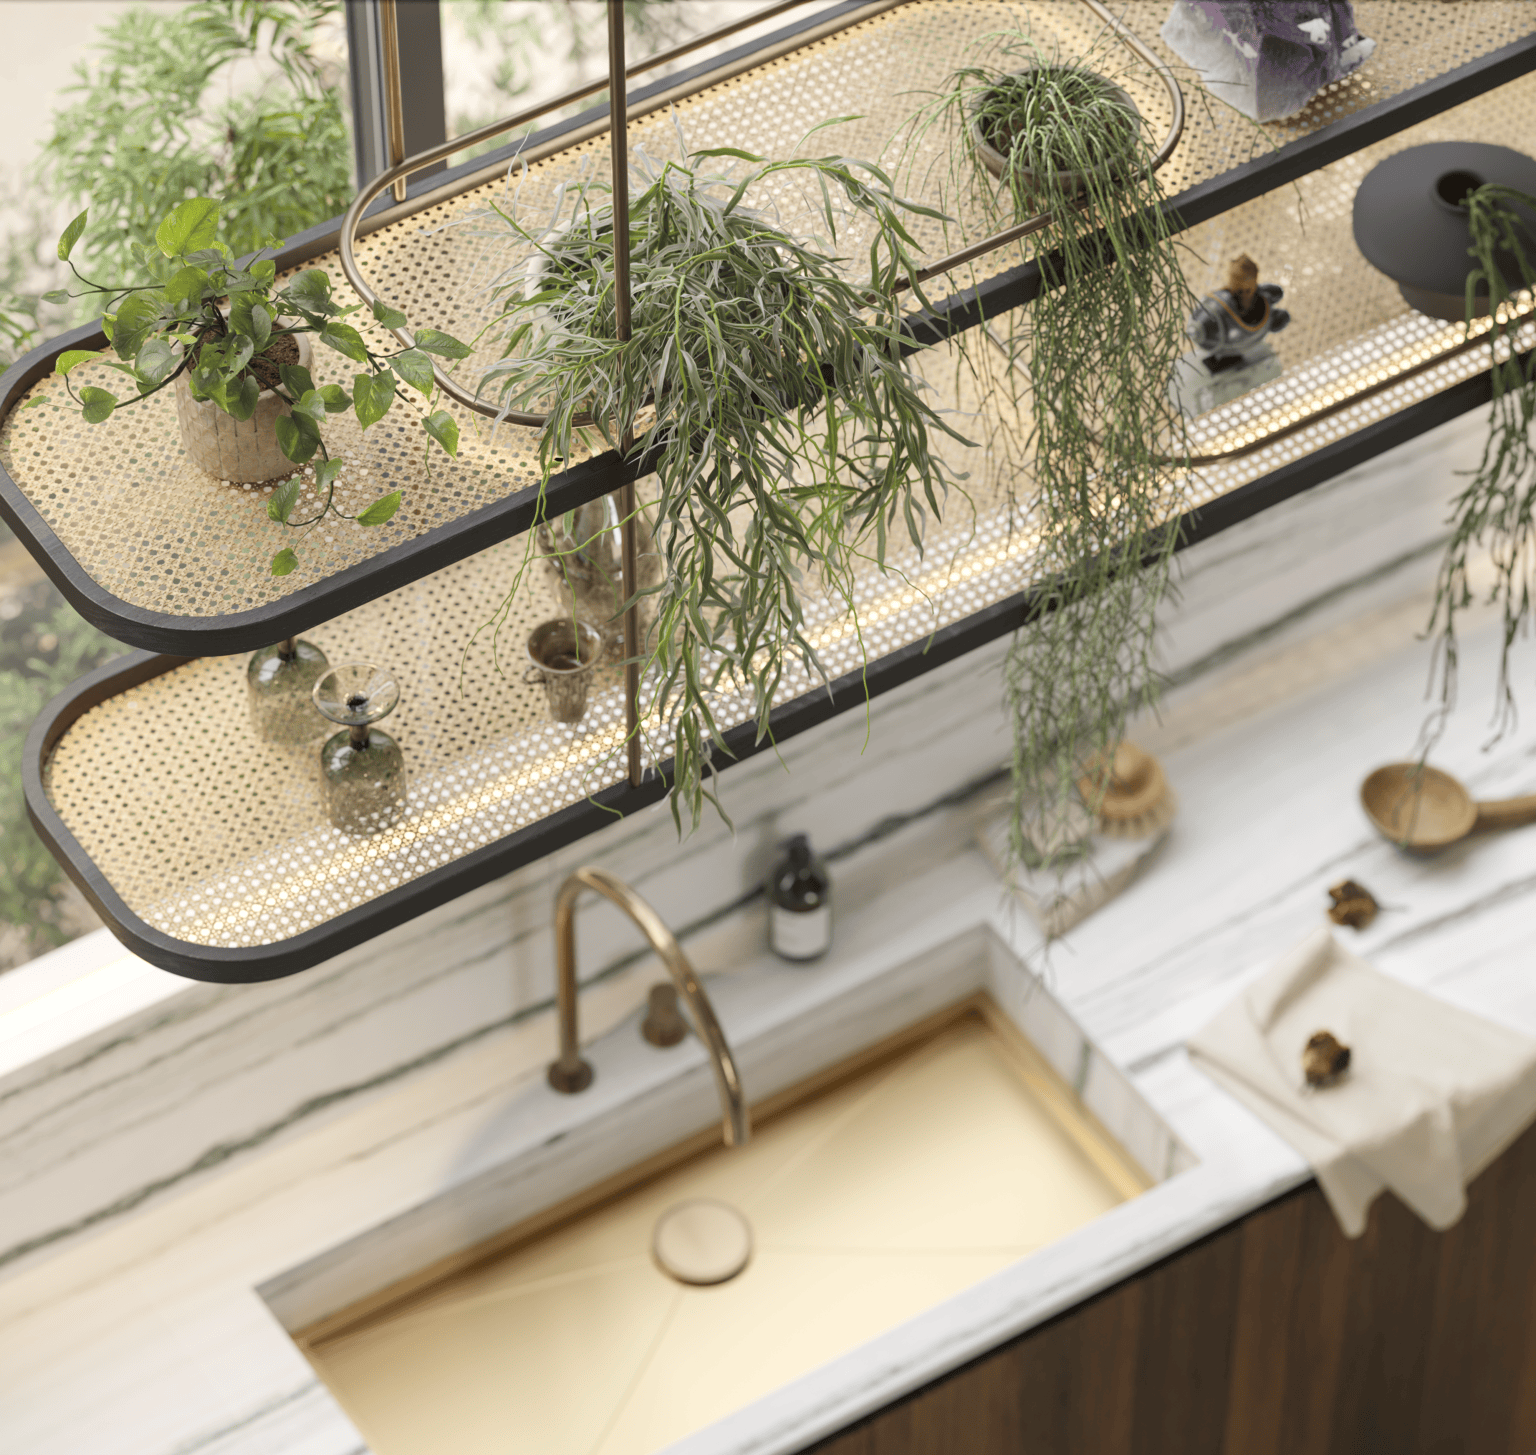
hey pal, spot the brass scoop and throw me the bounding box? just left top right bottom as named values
left=1360, top=763, right=1536, bottom=849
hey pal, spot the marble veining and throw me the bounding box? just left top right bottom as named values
left=8, top=407, right=1535, bottom=1455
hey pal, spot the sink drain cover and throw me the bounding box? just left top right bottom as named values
left=652, top=1198, right=753, bottom=1285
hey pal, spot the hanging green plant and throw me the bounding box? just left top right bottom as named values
left=470, top=136, right=970, bottom=829
left=1425, top=183, right=1536, bottom=745
left=47, top=197, right=468, bottom=577
left=896, top=31, right=1194, bottom=872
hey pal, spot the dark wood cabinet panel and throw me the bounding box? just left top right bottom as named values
left=809, top=1121, right=1536, bottom=1455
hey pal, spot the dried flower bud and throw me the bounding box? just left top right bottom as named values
left=1327, top=879, right=1379, bottom=930
left=1303, top=1030, right=1352, bottom=1088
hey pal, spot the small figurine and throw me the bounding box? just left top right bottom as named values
left=1168, top=254, right=1291, bottom=416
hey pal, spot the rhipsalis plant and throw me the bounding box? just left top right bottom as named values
left=899, top=31, right=1194, bottom=870
left=48, top=197, right=469, bottom=576
left=1425, top=183, right=1536, bottom=747
left=472, top=136, right=969, bottom=829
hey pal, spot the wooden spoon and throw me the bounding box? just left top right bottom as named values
left=1360, top=763, right=1536, bottom=849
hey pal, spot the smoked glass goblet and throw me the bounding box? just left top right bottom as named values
left=312, top=662, right=407, bottom=835
left=246, top=637, right=329, bottom=743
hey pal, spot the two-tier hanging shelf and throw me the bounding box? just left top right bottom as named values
left=8, top=1, right=1536, bottom=980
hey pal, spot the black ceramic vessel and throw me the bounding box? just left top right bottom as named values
left=1353, top=140, right=1536, bottom=321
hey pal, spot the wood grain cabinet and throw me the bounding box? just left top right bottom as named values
left=811, top=1121, right=1536, bottom=1455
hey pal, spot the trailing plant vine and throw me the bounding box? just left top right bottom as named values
left=1424, top=183, right=1536, bottom=748
left=49, top=198, right=468, bottom=576
left=469, top=134, right=970, bottom=828
left=896, top=30, right=1195, bottom=870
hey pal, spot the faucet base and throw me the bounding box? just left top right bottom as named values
left=547, top=1057, right=594, bottom=1093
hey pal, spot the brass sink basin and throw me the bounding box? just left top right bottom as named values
left=300, top=996, right=1150, bottom=1455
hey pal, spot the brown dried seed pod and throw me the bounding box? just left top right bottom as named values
left=1327, top=878, right=1379, bottom=929
left=1303, top=1030, right=1352, bottom=1087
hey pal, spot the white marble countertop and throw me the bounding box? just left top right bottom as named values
left=7, top=513, right=1536, bottom=1454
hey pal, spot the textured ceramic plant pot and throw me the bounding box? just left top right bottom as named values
left=172, top=327, right=313, bottom=484
left=969, top=66, right=1141, bottom=198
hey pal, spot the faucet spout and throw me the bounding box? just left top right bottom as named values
left=548, top=866, right=751, bottom=1147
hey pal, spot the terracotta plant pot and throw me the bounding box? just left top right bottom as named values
left=172, top=328, right=313, bottom=484
left=969, top=66, right=1141, bottom=198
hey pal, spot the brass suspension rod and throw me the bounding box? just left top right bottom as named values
left=607, top=0, right=644, bottom=791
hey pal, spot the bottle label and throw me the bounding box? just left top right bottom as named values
left=771, top=903, right=831, bottom=961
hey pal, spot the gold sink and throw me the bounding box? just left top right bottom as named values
left=299, top=995, right=1149, bottom=1455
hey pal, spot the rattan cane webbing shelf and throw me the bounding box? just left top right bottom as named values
left=1, top=1, right=1532, bottom=654
left=34, top=76, right=1536, bottom=979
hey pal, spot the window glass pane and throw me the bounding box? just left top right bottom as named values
left=441, top=1, right=797, bottom=163
left=0, top=0, right=354, bottom=970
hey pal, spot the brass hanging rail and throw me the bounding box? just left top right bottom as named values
left=336, top=0, right=1188, bottom=427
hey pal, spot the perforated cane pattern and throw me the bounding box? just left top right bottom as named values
left=31, top=11, right=1536, bottom=955
left=3, top=2, right=1530, bottom=624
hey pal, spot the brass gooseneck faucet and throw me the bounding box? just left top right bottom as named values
left=548, top=866, right=751, bottom=1147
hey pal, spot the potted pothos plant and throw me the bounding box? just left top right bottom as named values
left=1425, top=183, right=1536, bottom=747
left=469, top=135, right=970, bottom=828
left=47, top=197, right=469, bottom=576
left=897, top=30, right=1195, bottom=871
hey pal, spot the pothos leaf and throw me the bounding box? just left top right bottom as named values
left=156, top=198, right=220, bottom=259
left=319, top=320, right=369, bottom=363
left=56, top=349, right=102, bottom=378
left=371, top=297, right=408, bottom=330
left=352, top=369, right=396, bottom=428
left=355, top=491, right=401, bottom=526
left=423, top=409, right=458, bottom=457
left=267, top=475, right=302, bottom=522
left=57, top=209, right=88, bottom=262
left=270, top=547, right=299, bottom=576
left=78, top=386, right=117, bottom=423
left=412, top=327, right=471, bottom=359
left=391, top=347, right=436, bottom=394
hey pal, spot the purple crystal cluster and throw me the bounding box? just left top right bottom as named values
left=1161, top=2, right=1375, bottom=122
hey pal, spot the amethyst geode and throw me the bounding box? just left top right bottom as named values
left=1161, top=2, right=1375, bottom=122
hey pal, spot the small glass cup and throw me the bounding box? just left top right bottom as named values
left=524, top=618, right=603, bottom=724
left=536, top=497, right=661, bottom=661
left=246, top=637, right=329, bottom=743
left=312, top=662, right=407, bottom=835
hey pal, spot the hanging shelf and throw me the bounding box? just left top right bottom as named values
left=26, top=51, right=1536, bottom=978
left=2, top=1, right=1533, bottom=654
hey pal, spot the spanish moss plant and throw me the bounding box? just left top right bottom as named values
left=898, top=31, right=1194, bottom=871
left=1425, top=183, right=1536, bottom=748
left=473, top=138, right=967, bottom=828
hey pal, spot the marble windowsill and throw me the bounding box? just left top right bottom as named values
left=8, top=407, right=1536, bottom=1454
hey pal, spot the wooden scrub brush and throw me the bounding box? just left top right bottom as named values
left=1077, top=741, right=1178, bottom=840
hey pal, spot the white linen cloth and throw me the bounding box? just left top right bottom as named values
left=1187, top=926, right=1536, bottom=1237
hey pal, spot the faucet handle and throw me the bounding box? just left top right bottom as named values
left=642, top=983, right=688, bottom=1047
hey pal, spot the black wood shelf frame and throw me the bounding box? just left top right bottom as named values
left=24, top=363, right=1496, bottom=981
left=3, top=9, right=1533, bottom=656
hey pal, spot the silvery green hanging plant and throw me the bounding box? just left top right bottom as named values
left=470, top=132, right=970, bottom=829
left=896, top=29, right=1195, bottom=871
left=1425, top=184, right=1536, bottom=746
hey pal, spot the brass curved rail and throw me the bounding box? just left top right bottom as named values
left=337, top=0, right=1188, bottom=428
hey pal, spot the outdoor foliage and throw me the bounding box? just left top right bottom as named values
left=51, top=197, right=467, bottom=575
left=472, top=137, right=969, bottom=828
left=0, top=569, right=120, bottom=959
left=1425, top=183, right=1536, bottom=746
left=37, top=0, right=350, bottom=287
